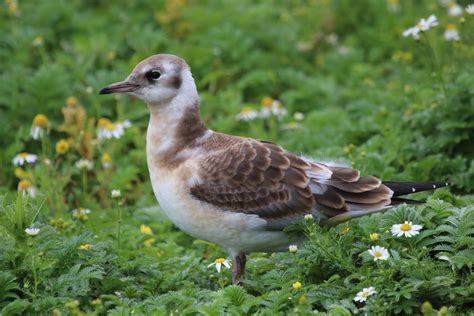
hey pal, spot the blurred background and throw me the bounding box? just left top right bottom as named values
left=1, top=0, right=473, bottom=202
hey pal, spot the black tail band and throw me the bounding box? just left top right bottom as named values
left=383, top=181, right=450, bottom=197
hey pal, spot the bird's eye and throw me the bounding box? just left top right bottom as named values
left=146, top=70, right=162, bottom=81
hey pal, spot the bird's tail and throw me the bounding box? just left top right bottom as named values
left=383, top=181, right=450, bottom=197
left=323, top=181, right=450, bottom=226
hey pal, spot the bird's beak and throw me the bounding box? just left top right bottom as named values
left=99, top=80, right=139, bottom=94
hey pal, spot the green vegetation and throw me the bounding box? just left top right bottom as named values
left=1, top=0, right=473, bottom=314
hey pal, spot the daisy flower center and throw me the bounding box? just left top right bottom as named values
left=19, top=153, right=29, bottom=158
left=241, top=107, right=254, bottom=113
left=98, top=118, right=112, bottom=128
left=102, top=153, right=111, bottom=163
left=400, top=223, right=412, bottom=231
left=361, top=291, right=369, bottom=298
left=374, top=251, right=383, bottom=258
left=33, top=114, right=48, bottom=126
left=19, top=180, right=32, bottom=189
left=446, top=24, right=456, bottom=31
left=105, top=122, right=116, bottom=131
left=215, top=258, right=226, bottom=264
left=261, top=97, right=274, bottom=107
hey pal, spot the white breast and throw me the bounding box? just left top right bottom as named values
left=146, top=157, right=293, bottom=255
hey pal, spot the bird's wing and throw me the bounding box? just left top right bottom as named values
left=190, top=134, right=393, bottom=229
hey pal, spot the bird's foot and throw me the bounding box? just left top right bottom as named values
left=232, top=253, right=246, bottom=285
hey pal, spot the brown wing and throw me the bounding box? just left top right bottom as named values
left=191, top=137, right=315, bottom=221
left=190, top=134, right=393, bottom=228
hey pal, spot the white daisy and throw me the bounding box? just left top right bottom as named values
left=271, top=100, right=288, bottom=117
left=466, top=4, right=474, bottom=15
left=387, top=0, right=400, bottom=13
left=72, top=208, right=92, bottom=222
left=121, top=120, right=132, bottom=128
left=101, top=153, right=112, bottom=169
left=97, top=118, right=130, bottom=140
left=354, top=287, right=376, bottom=302
left=293, top=112, right=305, bottom=121
left=25, top=227, right=40, bottom=236
left=368, top=245, right=390, bottom=261
left=75, top=159, right=94, bottom=170
left=444, top=24, right=460, bottom=41
left=13, top=153, right=38, bottom=166
left=289, top=245, right=298, bottom=253
left=208, top=258, right=232, bottom=273
left=417, top=15, right=438, bottom=31
left=236, top=107, right=259, bottom=121
left=111, top=189, right=121, bottom=198
left=403, top=15, right=438, bottom=39
left=391, top=221, right=423, bottom=237
left=402, top=26, right=421, bottom=39
left=304, top=214, right=313, bottom=221
left=18, top=180, right=37, bottom=198
left=30, top=114, right=49, bottom=140
left=448, top=3, right=462, bottom=16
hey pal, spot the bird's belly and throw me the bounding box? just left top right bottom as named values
left=149, top=170, right=293, bottom=254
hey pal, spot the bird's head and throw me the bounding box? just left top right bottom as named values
left=99, top=54, right=196, bottom=105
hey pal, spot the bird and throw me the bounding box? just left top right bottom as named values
left=99, top=54, right=449, bottom=284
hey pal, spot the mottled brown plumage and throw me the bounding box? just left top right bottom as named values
left=190, top=132, right=394, bottom=223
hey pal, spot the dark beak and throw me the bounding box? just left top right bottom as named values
left=99, top=80, right=139, bottom=94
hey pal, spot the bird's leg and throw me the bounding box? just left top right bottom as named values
left=232, top=253, right=246, bottom=285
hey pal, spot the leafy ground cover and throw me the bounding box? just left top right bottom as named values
left=1, top=0, right=473, bottom=314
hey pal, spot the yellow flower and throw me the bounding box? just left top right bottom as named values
left=101, top=153, right=112, bottom=169
left=235, top=107, right=258, bottom=121
left=261, top=96, right=274, bottom=107
left=18, top=179, right=37, bottom=198
left=140, top=224, right=153, bottom=235
left=369, top=233, right=380, bottom=241
left=56, top=139, right=70, bottom=155
left=78, top=244, right=92, bottom=250
left=32, top=114, right=49, bottom=127
left=31, top=114, right=49, bottom=140
left=7, top=0, right=18, bottom=16
left=66, top=96, right=78, bottom=107
left=292, top=281, right=302, bottom=289
left=14, top=167, right=27, bottom=179
left=18, top=179, right=32, bottom=190
left=143, top=238, right=156, bottom=247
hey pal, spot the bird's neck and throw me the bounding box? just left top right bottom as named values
left=146, top=95, right=208, bottom=169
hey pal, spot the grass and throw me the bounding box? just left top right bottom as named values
left=1, top=0, right=473, bottom=315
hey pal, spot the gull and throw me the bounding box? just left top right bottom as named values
left=100, top=54, right=449, bottom=284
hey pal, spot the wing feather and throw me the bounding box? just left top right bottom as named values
left=190, top=133, right=393, bottom=228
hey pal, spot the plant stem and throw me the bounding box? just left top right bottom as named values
left=116, top=200, right=122, bottom=256
left=422, top=33, right=448, bottom=104
left=40, top=135, right=47, bottom=159
left=82, top=170, right=87, bottom=193
left=31, top=239, right=38, bottom=307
